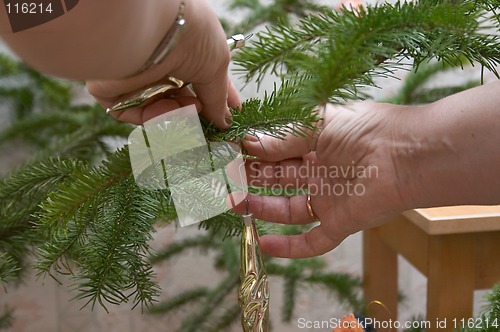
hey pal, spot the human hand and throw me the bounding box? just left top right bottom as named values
left=86, top=0, right=239, bottom=128
left=234, top=102, right=416, bottom=258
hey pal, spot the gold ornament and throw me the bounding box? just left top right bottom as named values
left=239, top=212, right=270, bottom=332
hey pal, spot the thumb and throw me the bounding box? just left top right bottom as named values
left=243, top=131, right=318, bottom=161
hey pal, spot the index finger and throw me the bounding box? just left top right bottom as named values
left=243, top=130, right=319, bottom=162
left=245, top=154, right=318, bottom=188
left=191, top=71, right=235, bottom=128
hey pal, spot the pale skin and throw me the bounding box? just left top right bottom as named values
left=0, top=0, right=239, bottom=127
left=233, top=80, right=500, bottom=258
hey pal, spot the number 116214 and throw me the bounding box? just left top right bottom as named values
left=5, top=2, right=54, bottom=14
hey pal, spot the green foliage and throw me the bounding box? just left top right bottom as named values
left=234, top=0, right=500, bottom=107
left=0, top=53, right=72, bottom=120
left=388, top=60, right=481, bottom=105
left=224, top=0, right=327, bottom=35
left=0, top=307, right=13, bottom=331
left=403, top=284, right=500, bottom=332
left=207, top=81, right=321, bottom=142
left=1, top=0, right=500, bottom=331
left=29, top=149, right=167, bottom=311
left=0, top=158, right=86, bottom=286
left=0, top=57, right=321, bottom=315
left=0, top=253, right=19, bottom=285
left=459, top=284, right=500, bottom=332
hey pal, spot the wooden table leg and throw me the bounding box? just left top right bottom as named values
left=427, top=234, right=475, bottom=331
left=363, top=229, right=398, bottom=331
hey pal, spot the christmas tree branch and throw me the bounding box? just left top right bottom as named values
left=234, top=0, right=500, bottom=107
left=148, top=287, right=210, bottom=315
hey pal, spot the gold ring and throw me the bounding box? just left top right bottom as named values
left=306, top=194, right=320, bottom=222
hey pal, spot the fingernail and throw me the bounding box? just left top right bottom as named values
left=224, top=108, right=233, bottom=126
left=244, top=134, right=259, bottom=142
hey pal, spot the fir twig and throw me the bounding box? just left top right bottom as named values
left=234, top=0, right=500, bottom=106
left=0, top=307, right=13, bottom=331
left=178, top=275, right=240, bottom=332
left=148, top=287, right=209, bottom=315
left=149, top=236, right=218, bottom=264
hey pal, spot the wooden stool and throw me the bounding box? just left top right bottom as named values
left=363, top=206, right=500, bottom=332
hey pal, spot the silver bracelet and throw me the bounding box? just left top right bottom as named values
left=128, top=0, right=186, bottom=77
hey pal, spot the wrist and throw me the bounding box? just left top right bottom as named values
left=116, top=0, right=188, bottom=81
left=116, top=0, right=219, bottom=88
left=91, top=0, right=192, bottom=98
left=394, top=83, right=500, bottom=209
left=126, top=0, right=186, bottom=78
left=390, top=104, right=443, bottom=210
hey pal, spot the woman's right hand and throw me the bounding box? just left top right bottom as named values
left=234, top=102, right=418, bottom=258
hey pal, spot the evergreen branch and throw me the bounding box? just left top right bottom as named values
left=207, top=80, right=321, bottom=142
left=0, top=87, right=34, bottom=119
left=0, top=307, right=13, bottom=331
left=154, top=190, right=178, bottom=223
left=32, top=122, right=131, bottom=162
left=265, top=258, right=325, bottom=277
left=409, top=83, right=480, bottom=104
left=35, top=218, right=89, bottom=281
left=460, top=284, right=500, bottom=331
left=389, top=60, right=480, bottom=105
left=483, top=285, right=500, bottom=323
left=0, top=158, right=83, bottom=256
left=204, top=304, right=242, bottom=332
left=148, top=287, right=209, bottom=315
left=0, top=111, right=83, bottom=146
left=213, top=236, right=241, bottom=273
left=0, top=160, right=79, bottom=280
left=129, top=253, right=162, bottom=310
left=301, top=2, right=500, bottom=105
left=149, top=236, right=218, bottom=264
left=36, top=148, right=132, bottom=233
left=0, top=54, right=18, bottom=76
left=233, top=10, right=335, bottom=83
left=304, top=272, right=363, bottom=311
left=2, top=0, right=498, bottom=319
left=0, top=158, right=83, bottom=200
left=70, top=178, right=160, bottom=311
left=0, top=236, right=32, bottom=283
left=390, top=61, right=460, bottom=104
left=235, top=0, right=500, bottom=106
left=178, top=275, right=240, bottom=332
left=0, top=58, right=73, bottom=119
left=198, top=211, right=244, bottom=239
left=467, top=0, right=500, bottom=26
left=282, top=276, right=297, bottom=322
left=0, top=105, right=132, bottom=149
left=0, top=253, right=20, bottom=285
left=266, top=260, right=363, bottom=313
left=227, top=0, right=328, bottom=36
